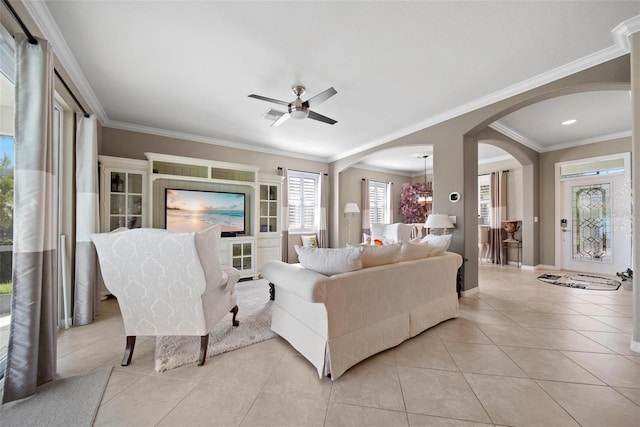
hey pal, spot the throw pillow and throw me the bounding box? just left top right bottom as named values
left=295, top=245, right=363, bottom=275
left=398, top=241, right=430, bottom=262
left=194, top=224, right=224, bottom=287
left=361, top=242, right=401, bottom=268
left=300, top=234, right=319, bottom=248
left=420, top=234, right=453, bottom=256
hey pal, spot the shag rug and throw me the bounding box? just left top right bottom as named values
left=155, top=279, right=276, bottom=372
left=538, top=273, right=621, bottom=291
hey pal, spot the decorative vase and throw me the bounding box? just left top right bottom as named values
left=503, top=220, right=520, bottom=241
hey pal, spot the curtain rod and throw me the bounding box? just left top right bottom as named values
left=2, top=0, right=90, bottom=117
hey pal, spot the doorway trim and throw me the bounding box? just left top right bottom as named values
left=554, top=152, right=631, bottom=271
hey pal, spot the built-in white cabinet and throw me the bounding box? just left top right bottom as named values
left=99, top=156, right=148, bottom=232
left=257, top=174, right=283, bottom=272
left=99, top=154, right=282, bottom=279
left=140, top=153, right=282, bottom=279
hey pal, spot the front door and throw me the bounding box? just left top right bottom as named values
left=560, top=173, right=630, bottom=275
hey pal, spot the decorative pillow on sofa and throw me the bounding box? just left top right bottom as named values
left=295, top=245, right=363, bottom=275
left=361, top=242, right=401, bottom=268
left=420, top=234, right=453, bottom=256
left=300, top=234, right=319, bottom=248
left=398, top=241, right=431, bottom=262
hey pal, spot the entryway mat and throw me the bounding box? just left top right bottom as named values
left=537, top=273, right=621, bottom=291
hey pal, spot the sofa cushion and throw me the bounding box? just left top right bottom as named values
left=361, top=242, right=401, bottom=267
left=295, top=245, right=363, bottom=275
left=420, top=234, right=453, bottom=256
left=398, top=241, right=431, bottom=262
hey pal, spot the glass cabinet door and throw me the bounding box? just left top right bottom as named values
left=108, top=171, right=144, bottom=230
left=259, top=184, right=278, bottom=233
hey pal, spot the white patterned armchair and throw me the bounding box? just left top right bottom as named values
left=91, top=225, right=240, bottom=367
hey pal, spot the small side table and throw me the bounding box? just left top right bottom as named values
left=502, top=238, right=522, bottom=268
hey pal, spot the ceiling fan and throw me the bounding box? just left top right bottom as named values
left=248, top=83, right=337, bottom=127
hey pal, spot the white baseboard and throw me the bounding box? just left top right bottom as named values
left=535, top=264, right=556, bottom=270
left=631, top=339, right=640, bottom=353
left=461, top=287, right=479, bottom=297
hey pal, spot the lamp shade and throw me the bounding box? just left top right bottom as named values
left=425, top=214, right=454, bottom=229
left=344, top=202, right=360, bottom=214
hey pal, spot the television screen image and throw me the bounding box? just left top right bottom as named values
left=165, top=189, right=245, bottom=233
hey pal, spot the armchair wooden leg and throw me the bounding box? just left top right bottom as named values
left=121, top=336, right=136, bottom=366
left=230, top=305, right=239, bottom=326
left=269, top=282, right=275, bottom=300
left=198, top=335, right=209, bottom=366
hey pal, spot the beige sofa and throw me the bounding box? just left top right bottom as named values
left=262, top=249, right=462, bottom=379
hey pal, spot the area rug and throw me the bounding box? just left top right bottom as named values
left=537, top=273, right=621, bottom=291
left=0, top=367, right=112, bottom=427
left=155, top=279, right=276, bottom=372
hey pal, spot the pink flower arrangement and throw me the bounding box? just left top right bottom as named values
left=400, top=182, right=431, bottom=224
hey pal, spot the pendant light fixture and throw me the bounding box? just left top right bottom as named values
left=417, top=155, right=432, bottom=205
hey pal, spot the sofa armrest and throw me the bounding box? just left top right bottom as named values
left=261, top=261, right=329, bottom=303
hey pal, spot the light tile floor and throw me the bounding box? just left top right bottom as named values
left=53, top=265, right=639, bottom=426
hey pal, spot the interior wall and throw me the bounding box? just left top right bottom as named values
left=100, top=127, right=329, bottom=178
left=538, top=136, right=631, bottom=267
left=101, top=127, right=331, bottom=263
left=479, top=157, right=523, bottom=221
left=338, top=166, right=413, bottom=247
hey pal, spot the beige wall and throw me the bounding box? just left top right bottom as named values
left=100, top=127, right=411, bottom=261
left=538, top=137, right=631, bottom=266
left=331, top=55, right=629, bottom=291
left=479, top=158, right=523, bottom=221
left=338, top=167, right=413, bottom=247
left=100, top=127, right=329, bottom=178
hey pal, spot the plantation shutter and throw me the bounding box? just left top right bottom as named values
left=369, top=181, right=389, bottom=224
left=287, top=170, right=319, bottom=233
left=288, top=175, right=302, bottom=229
left=302, top=176, right=317, bottom=230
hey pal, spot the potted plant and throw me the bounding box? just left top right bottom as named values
left=616, top=268, right=633, bottom=290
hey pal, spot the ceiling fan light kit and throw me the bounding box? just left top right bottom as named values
left=249, top=83, right=338, bottom=127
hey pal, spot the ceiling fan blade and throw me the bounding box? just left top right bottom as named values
left=248, top=94, right=289, bottom=107
left=271, top=112, right=291, bottom=127
left=303, top=87, right=337, bottom=108
left=307, top=110, right=337, bottom=125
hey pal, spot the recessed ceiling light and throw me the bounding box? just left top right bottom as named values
left=562, top=119, right=577, bottom=126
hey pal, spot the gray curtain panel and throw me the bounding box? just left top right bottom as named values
left=3, top=34, right=57, bottom=403
left=361, top=178, right=371, bottom=239
left=73, top=115, right=100, bottom=326
left=488, top=171, right=508, bottom=264
left=317, top=173, right=329, bottom=248
left=278, top=167, right=288, bottom=262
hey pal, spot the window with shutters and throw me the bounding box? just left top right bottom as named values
left=288, top=170, right=320, bottom=233
left=369, top=180, right=390, bottom=224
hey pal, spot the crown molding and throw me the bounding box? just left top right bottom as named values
left=330, top=14, right=640, bottom=163
left=488, top=121, right=545, bottom=152
left=18, top=3, right=640, bottom=165
left=105, top=120, right=328, bottom=164
left=490, top=120, right=632, bottom=153
left=612, top=13, right=640, bottom=50
left=22, top=0, right=107, bottom=122
left=542, top=130, right=632, bottom=153
left=478, top=154, right=516, bottom=166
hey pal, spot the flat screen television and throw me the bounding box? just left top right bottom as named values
left=165, top=188, right=246, bottom=234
